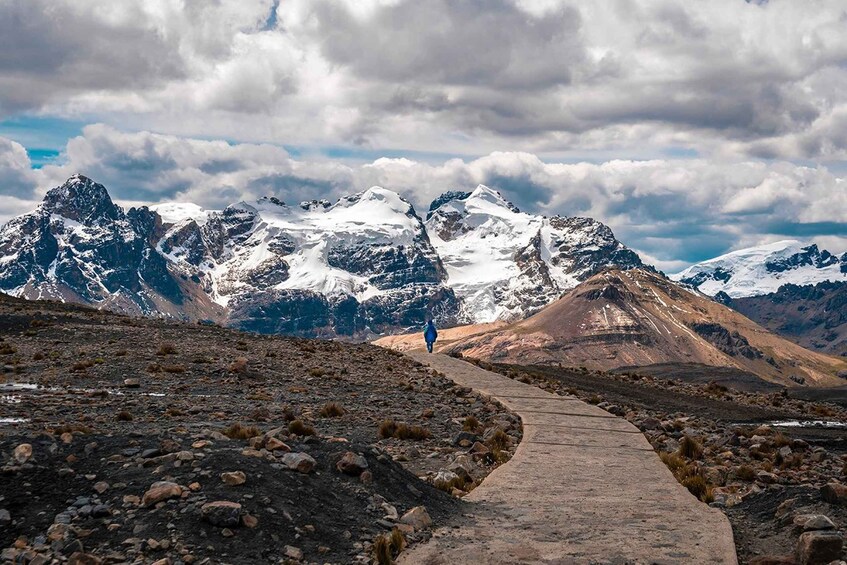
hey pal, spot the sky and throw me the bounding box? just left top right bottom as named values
left=1, top=0, right=847, bottom=272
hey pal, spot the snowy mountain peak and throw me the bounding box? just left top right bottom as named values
left=42, top=175, right=122, bottom=224
left=672, top=240, right=847, bottom=297
left=465, top=184, right=521, bottom=214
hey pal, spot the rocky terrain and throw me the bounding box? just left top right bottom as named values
left=0, top=175, right=643, bottom=338
left=426, top=268, right=847, bottom=386
left=723, top=281, right=847, bottom=357
left=0, top=293, right=522, bottom=564
left=473, top=358, right=847, bottom=564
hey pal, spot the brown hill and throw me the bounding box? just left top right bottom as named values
left=433, top=269, right=847, bottom=387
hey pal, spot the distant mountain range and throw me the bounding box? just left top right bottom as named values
left=0, top=175, right=643, bottom=337
left=672, top=240, right=847, bottom=298
left=426, top=268, right=847, bottom=387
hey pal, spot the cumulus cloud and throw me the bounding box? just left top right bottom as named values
left=3, top=0, right=847, bottom=159
left=4, top=126, right=838, bottom=267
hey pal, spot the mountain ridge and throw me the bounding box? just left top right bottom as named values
left=0, top=175, right=643, bottom=337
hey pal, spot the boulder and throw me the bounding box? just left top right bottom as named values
left=793, top=514, right=836, bottom=533
left=141, top=481, right=183, bottom=507
left=336, top=451, right=368, bottom=476
left=796, top=530, right=843, bottom=565
left=400, top=506, right=432, bottom=531
left=201, top=501, right=242, bottom=528
left=821, top=482, right=847, bottom=506
left=282, top=452, right=316, bottom=474
left=13, top=443, right=32, bottom=464
left=220, top=471, right=247, bottom=486
left=432, top=470, right=461, bottom=490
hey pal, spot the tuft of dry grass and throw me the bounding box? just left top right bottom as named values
left=71, top=359, right=95, bottom=372
left=116, top=410, right=133, bottom=422
left=222, top=422, right=262, bottom=440
left=0, top=344, right=17, bottom=355
left=228, top=357, right=248, bottom=374
left=319, top=402, right=345, bottom=418
left=308, top=367, right=327, bottom=377
left=486, top=429, right=511, bottom=451
left=378, top=419, right=430, bottom=441
left=678, top=435, right=703, bottom=460
left=660, top=451, right=714, bottom=502
left=736, top=464, right=756, bottom=481
left=156, top=343, right=177, bottom=356
left=378, top=419, right=397, bottom=439
left=462, top=415, right=480, bottom=432
left=161, top=364, right=186, bottom=374
left=288, top=419, right=316, bottom=436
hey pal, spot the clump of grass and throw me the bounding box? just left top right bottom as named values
left=116, top=410, right=133, bottom=422
left=587, top=394, right=602, bottom=405
left=223, top=422, right=262, bottom=440
left=378, top=419, right=397, bottom=439
left=678, top=435, right=703, bottom=460
left=165, top=407, right=185, bottom=417
left=378, top=419, right=430, bottom=440
left=114, top=349, right=128, bottom=357
left=660, top=452, right=687, bottom=474
left=681, top=474, right=714, bottom=503
left=319, top=402, right=345, bottom=418
left=773, top=432, right=791, bottom=448
left=229, top=357, right=248, bottom=374
left=372, top=529, right=406, bottom=565
left=435, top=474, right=467, bottom=493
left=736, top=464, right=756, bottom=481
left=156, top=344, right=177, bottom=356
left=0, top=344, right=17, bottom=355
left=308, top=367, right=328, bottom=377
left=704, top=382, right=728, bottom=396
left=463, top=415, right=480, bottom=432
left=32, top=352, right=44, bottom=361
left=71, top=359, right=95, bottom=372
left=161, top=364, right=186, bottom=374
left=486, top=429, right=511, bottom=451
left=288, top=419, right=316, bottom=436
left=811, top=404, right=836, bottom=417
left=282, top=405, right=299, bottom=422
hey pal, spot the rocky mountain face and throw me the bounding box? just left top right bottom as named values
left=425, top=186, right=644, bottom=322
left=437, top=268, right=847, bottom=386
left=0, top=176, right=642, bottom=337
left=722, top=280, right=847, bottom=357
left=673, top=240, right=847, bottom=298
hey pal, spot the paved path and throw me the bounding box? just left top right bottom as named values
left=398, top=352, right=738, bottom=565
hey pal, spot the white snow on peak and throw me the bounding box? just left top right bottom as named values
left=671, top=240, right=847, bottom=297
left=151, top=202, right=212, bottom=226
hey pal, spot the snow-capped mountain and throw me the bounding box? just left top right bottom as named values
left=0, top=175, right=644, bottom=336
left=672, top=240, right=847, bottom=298
left=426, top=185, right=644, bottom=322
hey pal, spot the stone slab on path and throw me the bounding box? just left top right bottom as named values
left=399, top=352, right=738, bottom=565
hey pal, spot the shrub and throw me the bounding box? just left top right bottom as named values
left=288, top=419, right=316, bottom=436
left=678, top=435, right=703, bottom=460
left=116, top=410, right=133, bottom=422
left=319, top=402, right=345, bottom=418
left=372, top=534, right=393, bottom=565
left=463, top=415, right=480, bottom=432
left=736, top=464, right=756, bottom=481
left=486, top=429, right=511, bottom=451
left=773, top=432, right=791, bottom=447
left=161, top=364, right=186, bottom=374
left=587, top=394, right=602, bottom=405
left=156, top=344, right=177, bottom=356
left=378, top=419, right=398, bottom=439
left=681, top=474, right=714, bottom=503
left=308, top=367, right=327, bottom=377
left=222, top=422, right=262, bottom=440
left=228, top=357, right=248, bottom=374
left=71, top=360, right=95, bottom=372
left=659, top=451, right=687, bottom=475
left=32, top=352, right=44, bottom=361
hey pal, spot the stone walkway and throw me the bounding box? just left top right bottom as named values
left=398, top=352, right=738, bottom=565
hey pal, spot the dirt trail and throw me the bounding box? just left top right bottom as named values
left=399, top=352, right=739, bottom=565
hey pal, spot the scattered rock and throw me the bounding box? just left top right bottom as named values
left=123, top=378, right=140, bottom=388
left=13, top=443, right=32, bottom=464
left=220, top=471, right=247, bottom=486
left=282, top=452, right=316, bottom=474
left=201, top=501, right=242, bottom=528
left=284, top=545, right=304, bottom=560
left=141, top=481, right=183, bottom=507
left=796, top=530, right=843, bottom=565
left=400, top=506, right=432, bottom=531
left=336, top=451, right=368, bottom=476
left=821, top=482, right=847, bottom=506
left=0, top=508, right=10, bottom=526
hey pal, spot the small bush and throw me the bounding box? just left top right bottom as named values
left=114, top=349, right=127, bottom=357
left=156, top=344, right=177, bottom=356
left=660, top=451, right=687, bottom=474
left=161, top=364, right=186, bottom=374
left=372, top=534, right=393, bottom=565
left=587, top=394, right=602, bottom=405
left=378, top=419, right=398, bottom=439
left=736, top=464, right=756, bottom=481
left=681, top=474, right=714, bottom=503
left=71, top=360, right=95, bottom=372
left=222, top=422, right=262, bottom=440
left=288, top=419, right=316, bottom=436
left=308, top=367, right=327, bottom=377
left=32, top=352, right=44, bottom=361
left=678, top=435, right=703, bottom=460
left=319, top=402, right=345, bottom=418
left=463, top=415, right=480, bottom=432
left=486, top=429, right=511, bottom=451
left=229, top=357, right=248, bottom=374
left=116, top=410, right=133, bottom=422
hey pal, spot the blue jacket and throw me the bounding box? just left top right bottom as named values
left=424, top=322, right=438, bottom=343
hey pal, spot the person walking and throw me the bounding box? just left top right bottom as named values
left=423, top=320, right=438, bottom=353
